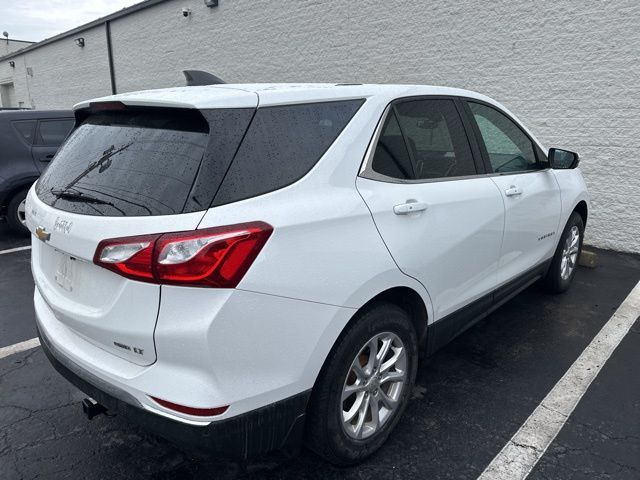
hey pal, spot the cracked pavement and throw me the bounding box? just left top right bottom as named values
left=1, top=224, right=639, bottom=479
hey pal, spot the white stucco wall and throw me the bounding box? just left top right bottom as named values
left=0, top=26, right=111, bottom=109
left=1, top=0, right=638, bottom=252
left=0, top=39, right=33, bottom=57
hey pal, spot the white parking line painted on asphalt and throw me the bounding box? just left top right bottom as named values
left=478, top=280, right=640, bottom=480
left=0, top=245, right=31, bottom=255
left=0, top=337, right=40, bottom=360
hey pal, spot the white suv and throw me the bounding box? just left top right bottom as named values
left=26, top=84, right=589, bottom=465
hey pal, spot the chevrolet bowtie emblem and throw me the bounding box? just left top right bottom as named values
left=35, top=226, right=50, bottom=242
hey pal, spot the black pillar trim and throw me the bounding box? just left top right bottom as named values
left=105, top=21, right=116, bottom=94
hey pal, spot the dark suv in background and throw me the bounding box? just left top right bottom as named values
left=0, top=109, right=74, bottom=234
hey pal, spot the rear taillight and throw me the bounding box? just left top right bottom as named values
left=93, top=222, right=272, bottom=287
left=94, top=234, right=158, bottom=281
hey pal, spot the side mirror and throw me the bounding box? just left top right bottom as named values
left=549, top=148, right=579, bottom=169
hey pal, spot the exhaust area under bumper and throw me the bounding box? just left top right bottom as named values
left=37, top=324, right=311, bottom=459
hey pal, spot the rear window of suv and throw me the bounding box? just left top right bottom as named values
left=36, top=108, right=236, bottom=217
left=36, top=100, right=363, bottom=216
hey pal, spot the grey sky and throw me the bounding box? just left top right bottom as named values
left=1, top=0, right=141, bottom=42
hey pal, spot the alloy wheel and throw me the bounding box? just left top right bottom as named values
left=17, top=199, right=27, bottom=226
left=340, top=332, right=407, bottom=440
left=560, top=225, right=580, bottom=280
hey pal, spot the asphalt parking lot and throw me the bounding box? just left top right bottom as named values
left=1, top=223, right=639, bottom=480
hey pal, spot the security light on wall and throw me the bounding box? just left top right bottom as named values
left=9, top=61, right=15, bottom=68
left=204, top=0, right=218, bottom=6
left=75, top=37, right=85, bottom=47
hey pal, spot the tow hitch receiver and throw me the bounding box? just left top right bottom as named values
left=82, top=397, right=108, bottom=420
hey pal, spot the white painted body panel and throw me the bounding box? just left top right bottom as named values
left=490, top=170, right=562, bottom=285
left=29, top=83, right=589, bottom=428
left=74, top=83, right=522, bottom=111
left=553, top=168, right=591, bottom=232
left=196, top=96, right=433, bottom=313
left=26, top=189, right=206, bottom=366
left=356, top=176, right=504, bottom=320
left=74, top=85, right=259, bottom=110
left=34, top=285, right=356, bottom=421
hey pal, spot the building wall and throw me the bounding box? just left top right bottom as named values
left=1, top=40, right=32, bottom=107
left=0, top=39, right=33, bottom=57
left=0, top=26, right=111, bottom=109
left=0, top=0, right=639, bottom=252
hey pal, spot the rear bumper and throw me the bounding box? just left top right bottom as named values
left=38, top=324, right=310, bottom=459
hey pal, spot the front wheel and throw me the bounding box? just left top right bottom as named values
left=305, top=302, right=418, bottom=465
left=543, top=212, right=584, bottom=293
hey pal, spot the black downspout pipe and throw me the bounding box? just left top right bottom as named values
left=105, top=21, right=116, bottom=94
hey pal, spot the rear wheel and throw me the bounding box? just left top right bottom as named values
left=305, top=302, right=418, bottom=465
left=6, top=189, right=29, bottom=236
left=543, top=212, right=584, bottom=293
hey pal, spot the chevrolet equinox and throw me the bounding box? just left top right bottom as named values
left=26, top=84, right=589, bottom=465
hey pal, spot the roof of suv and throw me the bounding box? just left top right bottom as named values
left=0, top=109, right=73, bottom=120
left=74, top=83, right=497, bottom=110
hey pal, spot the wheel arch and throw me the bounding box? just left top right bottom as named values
left=303, top=285, right=426, bottom=463
left=357, top=286, right=429, bottom=347
left=309, top=285, right=430, bottom=396
left=1, top=176, right=38, bottom=209
left=573, top=200, right=588, bottom=226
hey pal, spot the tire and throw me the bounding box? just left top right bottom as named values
left=305, top=302, right=418, bottom=465
left=543, top=211, right=584, bottom=293
left=6, top=188, right=30, bottom=236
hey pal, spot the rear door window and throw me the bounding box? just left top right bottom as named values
left=370, top=99, right=477, bottom=180
left=37, top=119, right=74, bottom=146
left=12, top=120, right=37, bottom=144
left=213, top=99, right=364, bottom=206
left=395, top=100, right=476, bottom=179
left=36, top=109, right=212, bottom=216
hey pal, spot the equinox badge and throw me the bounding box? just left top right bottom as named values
left=35, top=226, right=50, bottom=242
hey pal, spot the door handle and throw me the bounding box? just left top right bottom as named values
left=505, top=185, right=522, bottom=197
left=393, top=201, right=428, bottom=215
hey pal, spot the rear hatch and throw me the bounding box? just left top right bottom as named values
left=29, top=94, right=257, bottom=365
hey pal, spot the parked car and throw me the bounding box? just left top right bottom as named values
left=26, top=84, right=589, bottom=465
left=0, top=109, right=74, bottom=234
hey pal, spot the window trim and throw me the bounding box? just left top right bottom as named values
left=359, top=95, right=486, bottom=184
left=460, top=99, right=548, bottom=176
left=390, top=105, right=417, bottom=179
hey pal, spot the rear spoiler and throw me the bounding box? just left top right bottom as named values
left=183, top=70, right=225, bottom=86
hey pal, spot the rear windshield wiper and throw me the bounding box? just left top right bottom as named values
left=50, top=188, right=115, bottom=206
left=57, top=142, right=134, bottom=194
